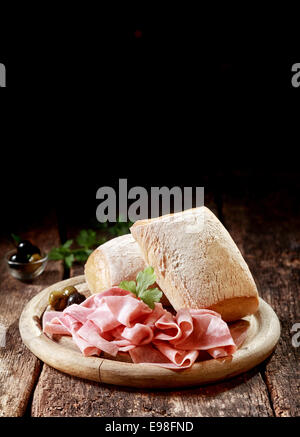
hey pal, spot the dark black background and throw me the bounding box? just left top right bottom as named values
left=0, top=15, right=299, bottom=235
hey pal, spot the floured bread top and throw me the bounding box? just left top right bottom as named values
left=101, top=234, right=146, bottom=285
left=85, top=234, right=146, bottom=293
left=130, top=206, right=259, bottom=310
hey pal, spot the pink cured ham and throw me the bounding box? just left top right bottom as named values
left=43, top=287, right=247, bottom=369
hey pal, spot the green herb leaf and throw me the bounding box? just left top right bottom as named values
left=108, top=216, right=134, bottom=237
left=65, top=253, right=75, bottom=268
left=49, top=228, right=108, bottom=268
left=62, top=239, right=73, bottom=249
left=139, top=288, right=163, bottom=310
left=119, top=266, right=162, bottom=309
left=119, top=280, right=137, bottom=295
left=76, top=229, right=97, bottom=248
left=136, top=266, right=156, bottom=295
left=48, top=247, right=66, bottom=260
left=74, top=249, right=93, bottom=262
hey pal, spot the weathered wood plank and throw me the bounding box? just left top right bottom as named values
left=0, top=213, right=63, bottom=417
left=30, top=365, right=273, bottom=417
left=31, top=224, right=93, bottom=417
left=31, top=193, right=273, bottom=417
left=222, top=185, right=300, bottom=417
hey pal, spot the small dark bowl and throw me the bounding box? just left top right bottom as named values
left=5, top=249, right=48, bottom=280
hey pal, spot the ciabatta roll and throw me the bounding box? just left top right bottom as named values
left=130, top=207, right=259, bottom=321
left=85, top=234, right=146, bottom=294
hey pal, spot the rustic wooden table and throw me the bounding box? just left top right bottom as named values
left=0, top=182, right=299, bottom=417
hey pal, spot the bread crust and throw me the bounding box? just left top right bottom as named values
left=84, top=234, right=146, bottom=294
left=208, top=296, right=259, bottom=322
left=130, top=206, right=259, bottom=320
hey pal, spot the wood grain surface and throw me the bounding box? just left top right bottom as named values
left=0, top=214, right=63, bottom=417
left=222, top=184, right=300, bottom=417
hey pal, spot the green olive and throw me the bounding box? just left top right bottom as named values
left=62, top=285, right=78, bottom=298
left=49, top=290, right=68, bottom=311
left=58, top=296, right=68, bottom=311
left=22, top=253, right=43, bottom=273
left=49, top=290, right=62, bottom=306
left=29, top=253, right=42, bottom=263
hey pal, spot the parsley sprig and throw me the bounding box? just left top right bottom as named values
left=119, top=266, right=162, bottom=309
left=49, top=229, right=106, bottom=268
left=108, top=216, right=134, bottom=237
left=49, top=218, right=133, bottom=269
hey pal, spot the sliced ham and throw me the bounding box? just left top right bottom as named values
left=76, top=320, right=119, bottom=357
left=43, top=287, right=248, bottom=369
left=129, top=344, right=199, bottom=369
left=121, top=323, right=154, bottom=345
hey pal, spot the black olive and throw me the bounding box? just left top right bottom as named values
left=67, top=292, right=86, bottom=307
left=17, top=240, right=41, bottom=257
left=9, top=252, right=28, bottom=264
left=29, top=245, right=41, bottom=255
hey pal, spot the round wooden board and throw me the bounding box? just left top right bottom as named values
left=19, top=275, right=281, bottom=389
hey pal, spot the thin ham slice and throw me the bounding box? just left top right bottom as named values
left=129, top=344, right=199, bottom=369
left=43, top=287, right=248, bottom=369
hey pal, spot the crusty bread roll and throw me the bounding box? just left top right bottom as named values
left=130, top=206, right=259, bottom=322
left=84, top=234, right=170, bottom=306
left=85, top=234, right=146, bottom=294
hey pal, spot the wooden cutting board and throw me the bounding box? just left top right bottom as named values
left=19, top=275, right=280, bottom=389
